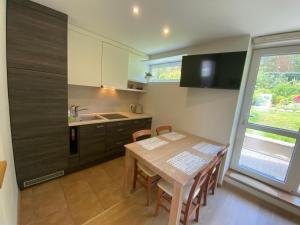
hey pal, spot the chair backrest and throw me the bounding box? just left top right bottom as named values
left=132, top=129, right=152, bottom=142
left=216, top=144, right=229, bottom=166
left=156, top=125, right=172, bottom=135
left=186, top=158, right=217, bottom=204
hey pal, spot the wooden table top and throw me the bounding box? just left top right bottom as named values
left=125, top=131, right=226, bottom=186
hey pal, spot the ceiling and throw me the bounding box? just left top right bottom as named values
left=32, top=0, right=300, bottom=55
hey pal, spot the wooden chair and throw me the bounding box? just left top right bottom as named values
left=156, top=125, right=172, bottom=135
left=203, top=145, right=229, bottom=206
left=154, top=159, right=216, bottom=225
left=132, top=130, right=160, bottom=206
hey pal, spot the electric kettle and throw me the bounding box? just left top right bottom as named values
left=130, top=104, right=143, bottom=114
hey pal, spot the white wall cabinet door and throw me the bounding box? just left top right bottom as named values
left=128, top=53, right=147, bottom=83
left=68, top=29, right=102, bottom=87
left=102, top=42, right=128, bottom=89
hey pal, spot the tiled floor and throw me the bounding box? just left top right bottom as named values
left=21, top=157, right=300, bottom=225
left=85, top=181, right=300, bottom=225
left=20, top=157, right=126, bottom=225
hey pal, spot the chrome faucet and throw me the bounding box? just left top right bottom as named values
left=70, top=105, right=88, bottom=118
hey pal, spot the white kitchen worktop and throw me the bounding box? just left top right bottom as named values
left=68, top=112, right=152, bottom=127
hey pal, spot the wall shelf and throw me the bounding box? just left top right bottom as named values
left=0, top=161, right=7, bottom=189
left=116, top=88, right=147, bottom=93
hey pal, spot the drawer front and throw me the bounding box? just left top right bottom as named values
left=79, top=141, right=105, bottom=165
left=105, top=139, right=130, bottom=157
left=106, top=138, right=131, bottom=150
left=79, top=124, right=106, bottom=138
left=107, top=121, right=133, bottom=139
left=131, top=118, right=152, bottom=132
left=106, top=120, right=132, bottom=129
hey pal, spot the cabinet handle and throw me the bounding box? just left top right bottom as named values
left=96, top=125, right=104, bottom=129
left=117, top=128, right=124, bottom=132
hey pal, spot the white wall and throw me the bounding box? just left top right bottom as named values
left=68, top=85, right=140, bottom=113
left=140, top=35, right=251, bottom=181
left=0, top=0, right=19, bottom=224
left=142, top=83, right=239, bottom=143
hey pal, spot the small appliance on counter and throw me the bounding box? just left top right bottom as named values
left=130, top=104, right=143, bottom=114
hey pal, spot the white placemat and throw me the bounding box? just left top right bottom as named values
left=167, top=151, right=208, bottom=175
left=137, top=137, right=168, bottom=151
left=161, top=132, right=186, bottom=141
left=192, top=142, right=222, bottom=156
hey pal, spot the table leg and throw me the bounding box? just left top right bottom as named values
left=168, top=182, right=183, bottom=225
left=123, top=148, right=135, bottom=196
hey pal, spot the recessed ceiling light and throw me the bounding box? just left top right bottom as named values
left=132, top=6, right=140, bottom=15
left=163, top=27, right=170, bottom=36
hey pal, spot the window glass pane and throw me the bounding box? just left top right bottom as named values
left=150, top=61, right=181, bottom=81
left=239, top=128, right=296, bottom=182
left=249, top=54, right=300, bottom=131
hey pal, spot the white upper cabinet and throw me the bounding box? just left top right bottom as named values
left=101, top=42, right=129, bottom=89
left=128, top=53, right=147, bottom=83
left=68, top=29, right=102, bottom=87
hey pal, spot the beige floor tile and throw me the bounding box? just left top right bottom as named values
left=30, top=208, right=74, bottom=225
left=20, top=188, right=35, bottom=225
left=32, top=187, right=67, bottom=220
left=92, top=183, right=126, bottom=210
left=31, top=179, right=62, bottom=196
left=60, top=171, right=85, bottom=188
left=67, top=190, right=104, bottom=225
left=63, top=180, right=93, bottom=202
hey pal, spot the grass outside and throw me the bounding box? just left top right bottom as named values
left=247, top=108, right=300, bottom=143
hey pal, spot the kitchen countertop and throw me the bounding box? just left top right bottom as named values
left=68, top=112, right=152, bottom=127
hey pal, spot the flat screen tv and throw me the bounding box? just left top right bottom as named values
left=180, top=51, right=247, bottom=89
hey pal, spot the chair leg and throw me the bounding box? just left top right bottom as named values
left=154, top=187, right=163, bottom=216
left=211, top=180, right=217, bottom=195
left=146, top=176, right=151, bottom=206
left=203, top=187, right=208, bottom=206
left=132, top=161, right=138, bottom=191
left=195, top=189, right=203, bottom=222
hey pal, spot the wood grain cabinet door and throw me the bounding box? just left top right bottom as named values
left=6, top=0, right=67, bottom=74
left=7, top=68, right=68, bottom=140
left=79, top=124, right=106, bottom=165
left=7, top=68, right=69, bottom=188
left=6, top=0, right=68, bottom=188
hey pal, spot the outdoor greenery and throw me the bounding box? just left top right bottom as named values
left=252, top=55, right=300, bottom=108
left=247, top=109, right=299, bottom=143
left=248, top=54, right=300, bottom=143
left=150, top=62, right=181, bottom=80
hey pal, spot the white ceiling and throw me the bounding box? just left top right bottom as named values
left=32, top=0, right=300, bottom=55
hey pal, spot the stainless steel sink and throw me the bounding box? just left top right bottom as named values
left=77, top=114, right=104, bottom=121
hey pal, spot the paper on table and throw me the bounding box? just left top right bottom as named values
left=138, top=137, right=168, bottom=151
left=192, top=142, right=222, bottom=156
left=167, top=151, right=208, bottom=175
left=161, top=132, right=186, bottom=141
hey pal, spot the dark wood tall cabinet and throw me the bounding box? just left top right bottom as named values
left=6, top=0, right=69, bottom=189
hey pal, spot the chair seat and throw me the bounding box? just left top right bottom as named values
left=137, top=162, right=157, bottom=177
left=157, top=179, right=200, bottom=203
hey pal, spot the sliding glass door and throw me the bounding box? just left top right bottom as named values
left=232, top=46, right=300, bottom=194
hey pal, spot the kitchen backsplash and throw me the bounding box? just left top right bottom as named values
left=68, top=85, right=140, bottom=113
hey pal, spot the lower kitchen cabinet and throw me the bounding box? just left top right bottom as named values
left=78, top=124, right=106, bottom=165
left=68, top=118, right=152, bottom=171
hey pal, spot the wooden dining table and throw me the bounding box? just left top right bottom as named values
left=123, top=131, right=226, bottom=225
